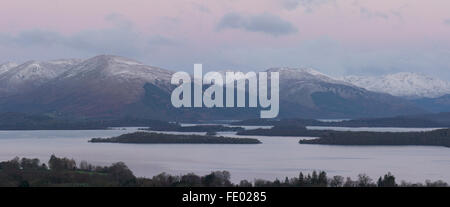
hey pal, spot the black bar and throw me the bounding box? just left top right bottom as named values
left=1, top=187, right=447, bottom=206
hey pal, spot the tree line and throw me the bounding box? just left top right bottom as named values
left=0, top=156, right=447, bottom=187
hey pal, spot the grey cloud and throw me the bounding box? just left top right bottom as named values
left=0, top=13, right=178, bottom=60
left=282, top=0, right=335, bottom=12
left=0, top=30, right=64, bottom=46
left=282, top=0, right=301, bottom=10
left=192, top=3, right=210, bottom=13
left=359, top=7, right=389, bottom=20
left=217, top=12, right=298, bottom=36
left=444, top=19, right=450, bottom=25
left=0, top=29, right=140, bottom=57
left=148, top=35, right=179, bottom=46
left=354, top=2, right=406, bottom=21
left=105, top=13, right=134, bottom=29
left=184, top=37, right=450, bottom=81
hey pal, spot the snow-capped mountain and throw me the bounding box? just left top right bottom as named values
left=57, top=55, right=172, bottom=83
left=18, top=55, right=175, bottom=116
left=0, top=59, right=81, bottom=96
left=219, top=67, right=349, bottom=85
left=263, top=67, right=424, bottom=118
left=0, top=56, right=426, bottom=119
left=0, top=62, right=18, bottom=75
left=342, top=72, right=450, bottom=99
left=267, top=67, right=342, bottom=83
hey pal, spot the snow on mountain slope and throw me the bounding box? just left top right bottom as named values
left=259, top=67, right=424, bottom=118
left=266, top=67, right=352, bottom=85
left=218, top=67, right=355, bottom=88
left=0, top=59, right=81, bottom=95
left=0, top=58, right=427, bottom=119
left=342, top=72, right=450, bottom=99
left=0, top=62, right=18, bottom=75
left=20, top=55, right=176, bottom=116
left=57, top=55, right=173, bottom=83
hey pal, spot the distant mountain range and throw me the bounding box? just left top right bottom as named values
left=264, top=67, right=423, bottom=118
left=342, top=72, right=450, bottom=113
left=342, top=72, right=450, bottom=99
left=0, top=55, right=446, bottom=120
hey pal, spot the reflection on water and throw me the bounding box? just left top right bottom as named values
left=0, top=126, right=449, bottom=183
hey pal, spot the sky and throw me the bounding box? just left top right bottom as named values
left=1, top=0, right=450, bottom=79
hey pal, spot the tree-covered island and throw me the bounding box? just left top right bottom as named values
left=89, top=132, right=262, bottom=144
left=300, top=128, right=450, bottom=147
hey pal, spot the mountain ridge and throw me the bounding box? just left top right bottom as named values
left=341, top=72, right=450, bottom=99
left=0, top=59, right=81, bottom=96
left=0, top=55, right=428, bottom=120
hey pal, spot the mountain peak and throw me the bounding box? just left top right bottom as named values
left=266, top=67, right=350, bottom=86
left=87, top=55, right=144, bottom=66
left=267, top=67, right=329, bottom=78
left=0, top=59, right=80, bottom=95
left=267, top=67, right=317, bottom=72
left=3, top=60, right=73, bottom=80
left=58, top=55, right=172, bottom=83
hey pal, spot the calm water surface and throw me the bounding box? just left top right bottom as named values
left=0, top=126, right=449, bottom=183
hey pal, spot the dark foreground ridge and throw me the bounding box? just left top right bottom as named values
left=0, top=112, right=172, bottom=130
left=0, top=155, right=447, bottom=187
left=300, top=128, right=450, bottom=147
left=89, top=132, right=261, bottom=144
